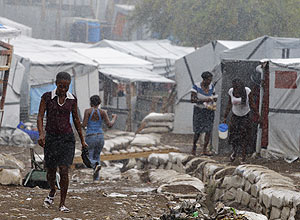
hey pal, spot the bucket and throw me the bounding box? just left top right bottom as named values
left=218, top=123, right=228, bottom=139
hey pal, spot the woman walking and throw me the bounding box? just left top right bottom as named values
left=223, top=78, right=260, bottom=162
left=82, top=95, right=117, bottom=181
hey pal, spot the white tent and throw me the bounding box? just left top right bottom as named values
left=73, top=47, right=173, bottom=83
left=92, top=39, right=194, bottom=77
left=222, top=36, right=300, bottom=60
left=0, top=17, right=32, bottom=37
left=10, top=37, right=99, bottom=120
left=260, top=58, right=300, bottom=158
left=173, top=40, right=248, bottom=141
left=0, top=23, right=20, bottom=40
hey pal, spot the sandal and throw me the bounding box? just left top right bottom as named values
left=230, top=152, right=236, bottom=162
left=43, top=194, right=55, bottom=208
left=59, top=205, right=70, bottom=213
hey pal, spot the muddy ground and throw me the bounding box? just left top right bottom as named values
left=0, top=133, right=299, bottom=219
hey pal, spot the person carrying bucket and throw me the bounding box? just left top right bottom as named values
left=191, top=71, right=218, bottom=156
left=223, top=78, right=261, bottom=162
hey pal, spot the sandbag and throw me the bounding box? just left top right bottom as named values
left=140, top=127, right=170, bottom=134
left=144, top=121, right=173, bottom=130
left=142, top=113, right=174, bottom=123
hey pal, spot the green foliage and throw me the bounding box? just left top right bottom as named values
left=130, top=0, right=300, bottom=47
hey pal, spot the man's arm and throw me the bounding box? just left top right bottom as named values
left=72, top=102, right=87, bottom=148
left=37, top=97, right=46, bottom=148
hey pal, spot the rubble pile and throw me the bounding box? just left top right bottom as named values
left=161, top=198, right=251, bottom=220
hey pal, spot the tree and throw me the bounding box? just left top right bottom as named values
left=130, top=0, right=300, bottom=47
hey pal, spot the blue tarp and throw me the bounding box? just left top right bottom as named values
left=30, top=81, right=73, bottom=115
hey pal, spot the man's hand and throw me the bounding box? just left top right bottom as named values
left=38, top=133, right=45, bottom=148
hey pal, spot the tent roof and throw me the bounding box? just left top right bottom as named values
left=217, top=40, right=249, bottom=49
left=222, top=35, right=300, bottom=60
left=263, top=58, right=300, bottom=69
left=93, top=39, right=194, bottom=60
left=100, top=68, right=174, bottom=83
left=10, top=37, right=97, bottom=66
left=0, top=23, right=21, bottom=39
left=73, top=47, right=153, bottom=69
left=0, top=17, right=32, bottom=37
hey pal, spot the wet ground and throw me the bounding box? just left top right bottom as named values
left=0, top=132, right=299, bottom=219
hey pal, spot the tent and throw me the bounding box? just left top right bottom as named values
left=73, top=47, right=174, bottom=131
left=260, top=58, right=300, bottom=159
left=92, top=39, right=194, bottom=78
left=173, top=40, right=248, bottom=140
left=0, top=17, right=32, bottom=37
left=0, top=23, right=20, bottom=40
left=221, top=35, right=300, bottom=60
left=10, top=37, right=99, bottom=121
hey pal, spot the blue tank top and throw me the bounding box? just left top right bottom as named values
left=86, top=109, right=103, bottom=135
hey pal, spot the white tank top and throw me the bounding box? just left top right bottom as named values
left=228, top=87, right=251, bottom=116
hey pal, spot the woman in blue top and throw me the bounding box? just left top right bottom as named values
left=82, top=95, right=117, bottom=181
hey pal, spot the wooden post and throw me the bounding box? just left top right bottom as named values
left=125, top=83, right=132, bottom=131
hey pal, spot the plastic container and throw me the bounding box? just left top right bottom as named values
left=218, top=123, right=228, bottom=139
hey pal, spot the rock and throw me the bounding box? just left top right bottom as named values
left=0, top=168, right=22, bottom=185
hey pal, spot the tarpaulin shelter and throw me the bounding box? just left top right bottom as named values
left=260, top=59, right=300, bottom=159
left=92, top=39, right=194, bottom=78
left=216, top=36, right=300, bottom=154
left=10, top=37, right=99, bottom=121
left=0, top=23, right=24, bottom=128
left=173, top=40, right=248, bottom=141
left=73, top=47, right=174, bottom=131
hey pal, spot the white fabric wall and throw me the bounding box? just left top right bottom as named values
left=267, top=62, right=300, bottom=157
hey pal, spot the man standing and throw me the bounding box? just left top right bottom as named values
left=191, top=71, right=217, bottom=156
left=37, top=72, right=87, bottom=212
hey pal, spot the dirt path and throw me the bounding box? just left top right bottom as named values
left=1, top=132, right=300, bottom=219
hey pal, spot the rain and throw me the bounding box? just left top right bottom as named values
left=0, top=0, right=300, bottom=219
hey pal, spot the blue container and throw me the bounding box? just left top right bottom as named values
left=88, top=22, right=101, bottom=43
left=218, top=123, right=228, bottom=139
left=219, top=123, right=228, bottom=132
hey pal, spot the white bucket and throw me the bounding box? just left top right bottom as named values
left=218, top=123, right=228, bottom=139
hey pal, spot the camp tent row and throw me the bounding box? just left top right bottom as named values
left=4, top=36, right=181, bottom=131
left=174, top=36, right=300, bottom=158
left=93, top=39, right=195, bottom=78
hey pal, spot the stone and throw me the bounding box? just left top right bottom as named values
left=0, top=168, right=22, bottom=185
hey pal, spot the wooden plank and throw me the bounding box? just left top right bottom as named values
left=0, top=67, right=9, bottom=71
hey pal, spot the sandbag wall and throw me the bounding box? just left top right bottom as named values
left=137, top=153, right=300, bottom=220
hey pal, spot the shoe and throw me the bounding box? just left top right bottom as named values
left=59, top=205, right=70, bottom=213
left=93, top=164, right=101, bottom=181
left=43, top=194, right=55, bottom=208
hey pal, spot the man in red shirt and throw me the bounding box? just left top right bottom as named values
left=37, top=72, right=87, bottom=212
